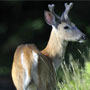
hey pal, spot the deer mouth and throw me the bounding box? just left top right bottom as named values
left=78, top=39, right=86, bottom=43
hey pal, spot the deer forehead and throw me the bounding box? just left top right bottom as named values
left=57, top=21, right=75, bottom=30
left=58, top=22, right=70, bottom=28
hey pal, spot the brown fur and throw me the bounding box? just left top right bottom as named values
left=12, top=44, right=56, bottom=90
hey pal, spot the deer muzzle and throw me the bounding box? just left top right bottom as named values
left=78, top=35, right=87, bottom=43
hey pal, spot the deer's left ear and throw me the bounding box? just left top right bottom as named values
left=44, top=11, right=56, bottom=26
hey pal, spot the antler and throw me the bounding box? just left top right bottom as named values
left=61, top=2, right=73, bottom=21
left=48, top=4, right=61, bottom=20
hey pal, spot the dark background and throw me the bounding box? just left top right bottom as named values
left=0, top=1, right=90, bottom=90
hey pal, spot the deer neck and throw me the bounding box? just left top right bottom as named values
left=41, top=27, right=68, bottom=70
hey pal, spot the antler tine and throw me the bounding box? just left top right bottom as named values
left=64, top=3, right=73, bottom=17
left=48, top=4, right=55, bottom=14
left=61, top=2, right=73, bottom=21
left=48, top=4, right=61, bottom=20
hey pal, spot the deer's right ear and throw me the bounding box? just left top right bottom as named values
left=44, top=11, right=56, bottom=26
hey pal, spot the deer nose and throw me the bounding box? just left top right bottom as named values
left=81, top=35, right=87, bottom=41
left=78, top=35, right=87, bottom=43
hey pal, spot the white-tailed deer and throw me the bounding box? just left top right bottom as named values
left=11, top=3, right=87, bottom=90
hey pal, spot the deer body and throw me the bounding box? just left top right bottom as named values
left=12, top=3, right=86, bottom=90
left=12, top=44, right=56, bottom=90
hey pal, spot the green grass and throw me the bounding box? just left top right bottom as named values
left=57, top=49, right=90, bottom=90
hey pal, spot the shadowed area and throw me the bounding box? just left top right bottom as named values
left=0, top=75, right=15, bottom=90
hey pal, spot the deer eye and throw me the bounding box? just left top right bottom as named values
left=64, top=26, right=69, bottom=29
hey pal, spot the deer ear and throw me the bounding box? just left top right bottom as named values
left=44, top=11, right=56, bottom=26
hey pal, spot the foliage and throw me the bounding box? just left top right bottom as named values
left=57, top=49, right=90, bottom=90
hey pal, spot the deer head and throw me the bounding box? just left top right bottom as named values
left=44, top=3, right=87, bottom=43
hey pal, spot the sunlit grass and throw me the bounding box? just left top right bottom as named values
left=57, top=48, right=90, bottom=90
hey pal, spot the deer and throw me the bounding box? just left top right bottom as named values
left=11, top=2, right=87, bottom=90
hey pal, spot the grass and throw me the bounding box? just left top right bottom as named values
left=57, top=48, right=90, bottom=90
